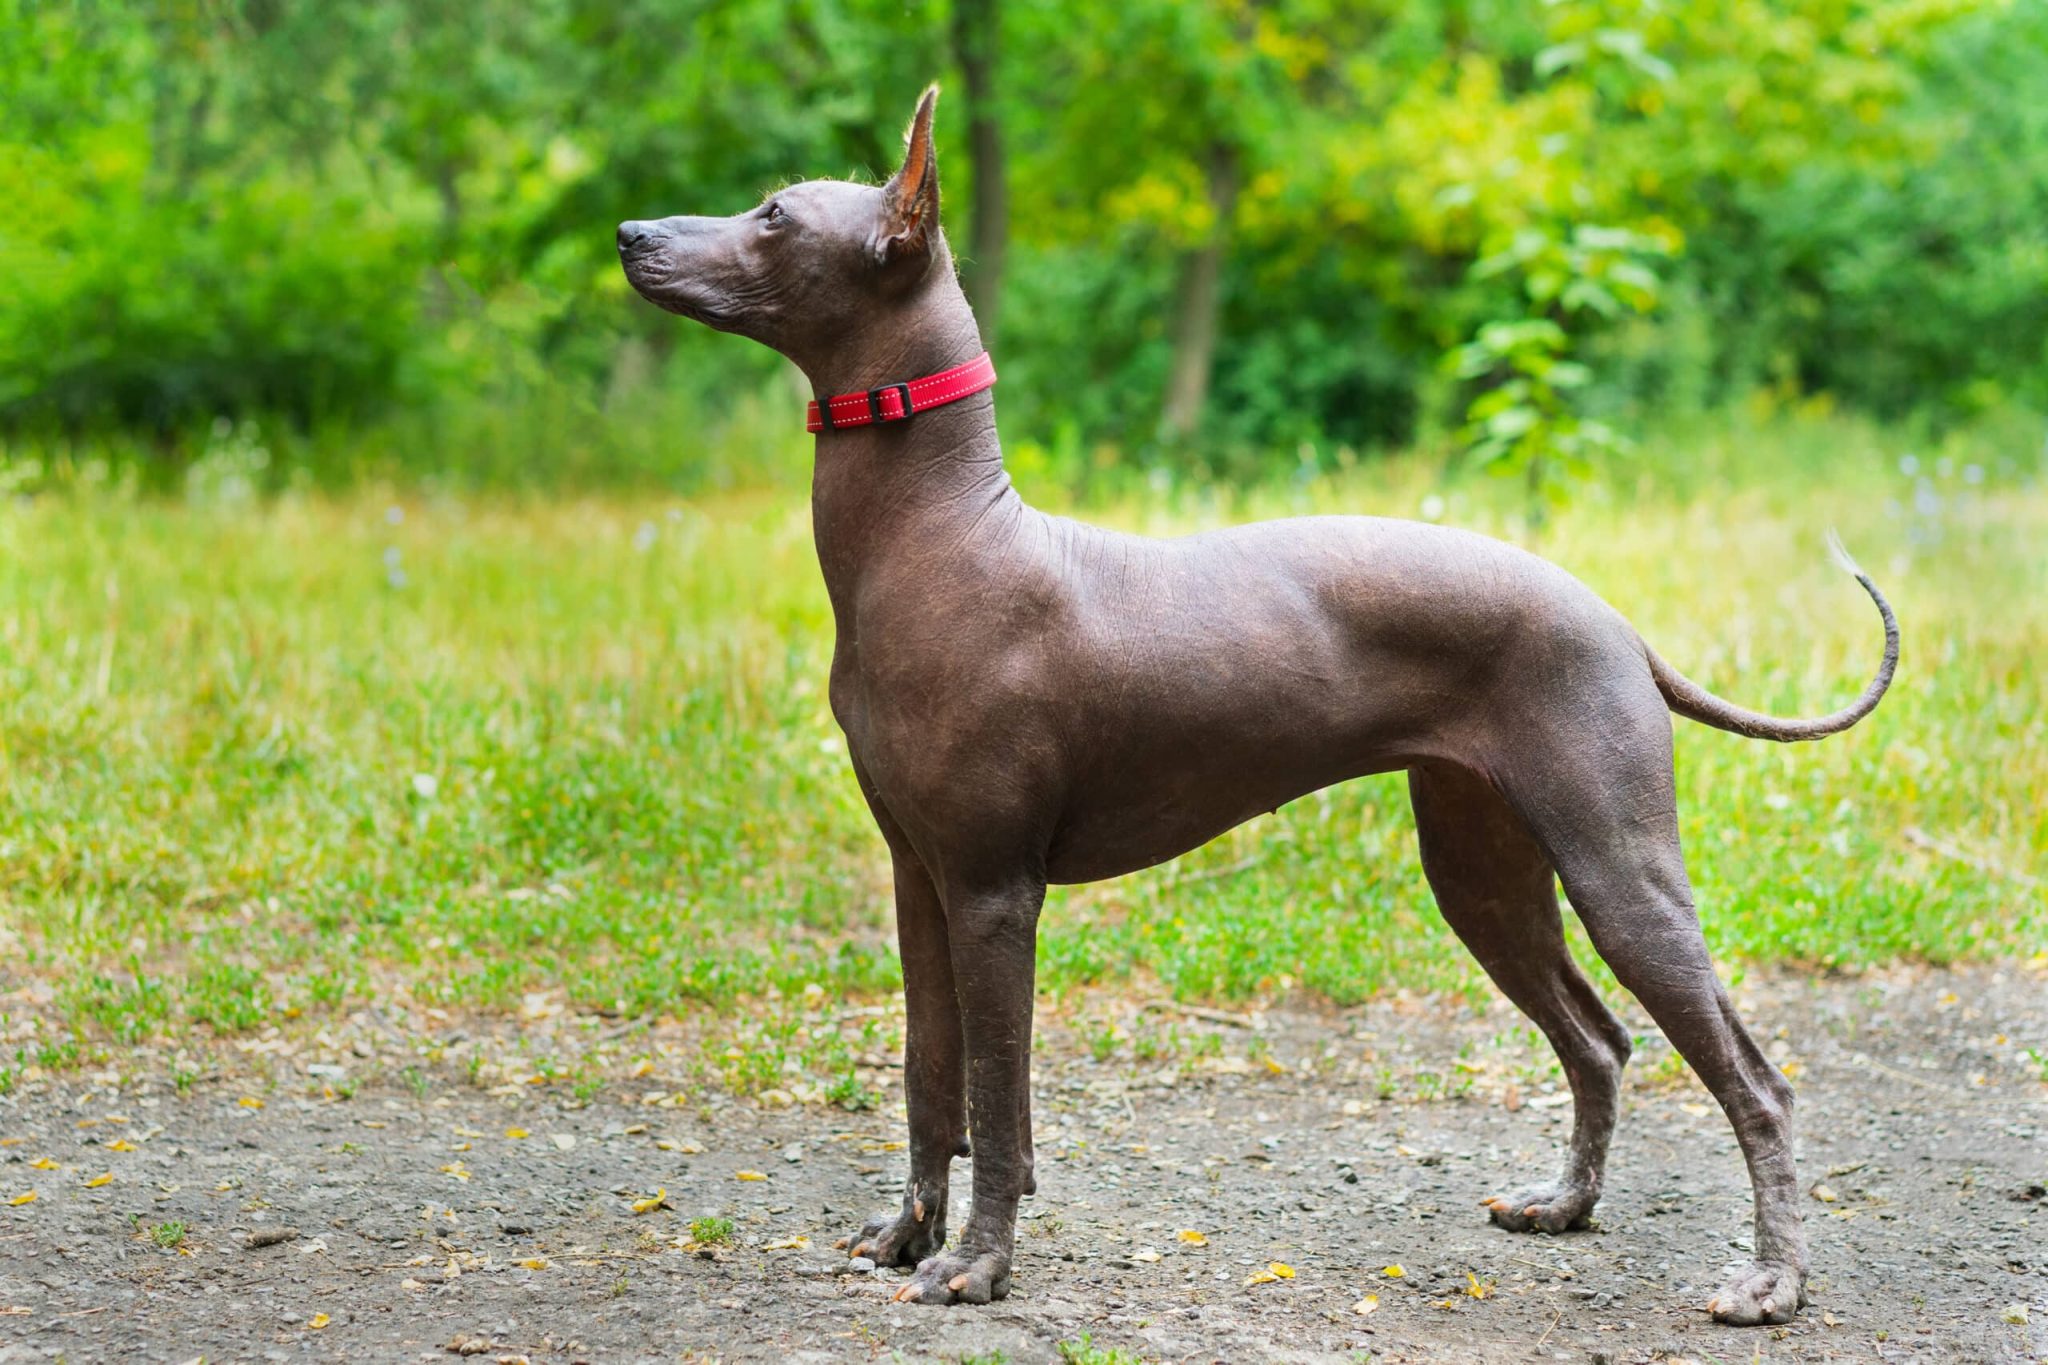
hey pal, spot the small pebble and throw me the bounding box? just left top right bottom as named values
left=847, top=1256, right=877, bottom=1274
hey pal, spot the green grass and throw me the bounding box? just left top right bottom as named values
left=689, top=1215, right=735, bottom=1246
left=1056, top=1336, right=1145, bottom=1365
left=0, top=409, right=2042, bottom=1064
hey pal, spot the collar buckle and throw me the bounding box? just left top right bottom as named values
left=868, top=382, right=914, bottom=424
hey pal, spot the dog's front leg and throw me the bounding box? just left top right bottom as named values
left=843, top=850, right=965, bottom=1267
left=894, top=876, right=1043, bottom=1306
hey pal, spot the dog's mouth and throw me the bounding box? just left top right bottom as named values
left=619, top=255, right=733, bottom=327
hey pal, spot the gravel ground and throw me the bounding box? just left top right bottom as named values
left=0, top=965, right=2042, bottom=1364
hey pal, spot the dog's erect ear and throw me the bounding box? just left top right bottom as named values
left=875, top=86, right=940, bottom=267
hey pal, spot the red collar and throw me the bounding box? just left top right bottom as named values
left=806, top=352, right=997, bottom=433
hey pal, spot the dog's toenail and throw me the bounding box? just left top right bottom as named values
left=895, top=1284, right=921, bottom=1302
left=913, top=1198, right=925, bottom=1222
left=948, top=1273, right=970, bottom=1292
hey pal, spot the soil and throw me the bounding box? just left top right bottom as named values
left=1, top=965, right=2042, bottom=1364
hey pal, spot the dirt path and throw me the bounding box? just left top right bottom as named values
left=1, top=966, right=2042, bottom=1364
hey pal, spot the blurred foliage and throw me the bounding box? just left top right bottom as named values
left=0, top=0, right=2043, bottom=486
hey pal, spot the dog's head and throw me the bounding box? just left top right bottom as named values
left=618, top=87, right=947, bottom=368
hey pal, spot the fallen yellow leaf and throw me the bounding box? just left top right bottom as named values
left=1354, top=1293, right=1380, bottom=1315
left=28, top=1159, right=59, bottom=1171
left=7, top=1192, right=34, bottom=1207
left=439, top=1162, right=471, bottom=1181
left=308, top=1313, right=330, bottom=1329
left=1383, top=1264, right=1406, bottom=1278
left=1467, top=1271, right=1492, bottom=1299
left=734, top=1170, right=766, bottom=1182
left=84, top=1173, right=113, bottom=1189
left=518, top=1257, right=549, bottom=1270
left=1245, top=1269, right=1281, bottom=1286
left=1177, top=1229, right=1208, bottom=1246
left=630, top=1188, right=670, bottom=1215
left=105, top=1140, right=137, bottom=1153
left=504, top=1128, right=529, bottom=1140
left=239, top=1097, right=264, bottom=1110
left=1262, top=1056, right=1288, bottom=1075
left=1245, top=1261, right=1295, bottom=1286
left=762, top=1235, right=811, bottom=1251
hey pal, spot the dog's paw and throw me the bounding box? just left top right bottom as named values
left=891, top=1249, right=1013, bottom=1306
left=1706, top=1261, right=1805, bottom=1325
left=837, top=1202, right=944, bottom=1268
left=1480, top=1181, right=1598, bottom=1234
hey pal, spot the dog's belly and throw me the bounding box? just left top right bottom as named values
left=1038, top=636, right=1459, bottom=883
left=1041, top=746, right=1406, bottom=884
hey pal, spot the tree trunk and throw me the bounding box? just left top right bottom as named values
left=1160, top=140, right=1239, bottom=442
left=951, top=0, right=1009, bottom=350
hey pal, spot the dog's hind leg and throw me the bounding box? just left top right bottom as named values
left=1409, top=762, right=1632, bottom=1234
left=1499, top=699, right=1808, bottom=1325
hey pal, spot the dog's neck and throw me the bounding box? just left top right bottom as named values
left=804, top=264, right=1025, bottom=627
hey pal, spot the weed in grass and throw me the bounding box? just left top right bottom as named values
left=150, top=1221, right=188, bottom=1249
left=185, top=964, right=268, bottom=1034
left=1087, top=1021, right=1121, bottom=1063
left=35, top=1040, right=80, bottom=1071
left=60, top=972, right=171, bottom=1045
left=1056, top=1336, right=1143, bottom=1365
left=689, top=1216, right=734, bottom=1246
left=957, top=1354, right=1011, bottom=1365
left=401, top=1067, right=429, bottom=1100
left=825, top=1072, right=881, bottom=1112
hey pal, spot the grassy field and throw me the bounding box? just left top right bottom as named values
left=0, top=410, right=2042, bottom=1086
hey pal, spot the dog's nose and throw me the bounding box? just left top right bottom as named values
left=617, top=220, right=654, bottom=253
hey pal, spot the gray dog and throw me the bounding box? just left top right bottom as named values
left=618, top=88, right=1897, bottom=1324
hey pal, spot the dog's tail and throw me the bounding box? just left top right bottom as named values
left=1645, top=533, right=1899, bottom=743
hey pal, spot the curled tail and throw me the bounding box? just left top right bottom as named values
left=1647, top=533, right=1900, bottom=743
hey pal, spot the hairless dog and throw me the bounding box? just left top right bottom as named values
left=618, top=88, right=1898, bottom=1324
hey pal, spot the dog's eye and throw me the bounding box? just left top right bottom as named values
left=763, top=201, right=786, bottom=228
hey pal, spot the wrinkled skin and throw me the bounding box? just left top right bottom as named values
left=619, top=88, right=1897, bottom=1323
